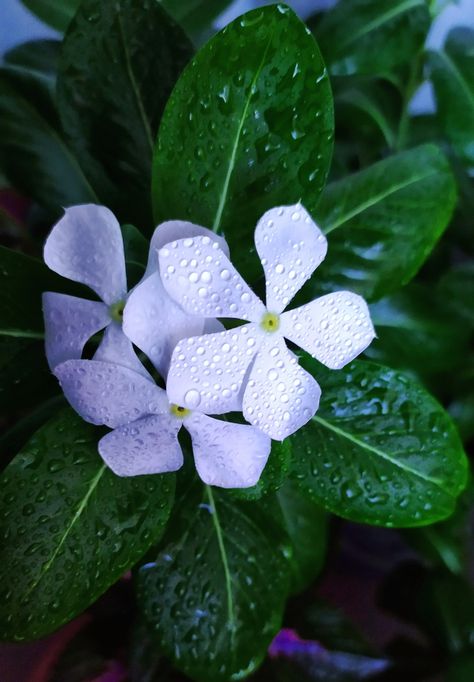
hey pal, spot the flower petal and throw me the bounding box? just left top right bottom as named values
left=185, top=413, right=271, bottom=488
left=98, top=414, right=183, bottom=476
left=167, top=325, right=261, bottom=414
left=280, top=292, right=375, bottom=370
left=43, top=292, right=110, bottom=370
left=44, top=205, right=127, bottom=304
left=94, top=323, right=151, bottom=380
left=123, top=272, right=205, bottom=378
left=255, top=204, right=328, bottom=313
left=54, top=360, right=168, bottom=428
left=243, top=337, right=321, bottom=440
left=159, top=236, right=265, bottom=321
left=146, top=220, right=229, bottom=277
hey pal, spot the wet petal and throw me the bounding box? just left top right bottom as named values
left=44, top=205, right=127, bottom=304
left=255, top=204, right=327, bottom=313
left=98, top=414, right=183, bottom=477
left=94, top=323, right=151, bottom=380
left=280, top=292, right=375, bottom=370
left=123, top=272, right=205, bottom=378
left=186, top=413, right=271, bottom=488
left=146, top=220, right=229, bottom=277
left=243, top=337, right=321, bottom=440
left=54, top=359, right=168, bottom=428
left=43, top=292, right=110, bottom=370
left=159, top=235, right=265, bottom=321
left=166, top=325, right=261, bottom=414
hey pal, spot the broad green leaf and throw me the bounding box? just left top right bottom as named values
left=20, top=0, right=79, bottom=32
left=137, top=483, right=291, bottom=681
left=121, top=223, right=148, bottom=287
left=314, top=0, right=430, bottom=77
left=289, top=358, right=468, bottom=527
left=439, top=262, right=474, bottom=329
left=367, top=283, right=470, bottom=379
left=0, top=409, right=175, bottom=641
left=428, top=28, right=474, bottom=172
left=3, top=39, right=60, bottom=113
left=312, top=144, right=456, bottom=301
left=0, top=74, right=96, bottom=212
left=57, top=0, right=194, bottom=230
left=230, top=438, right=291, bottom=501
left=277, top=480, right=328, bottom=593
left=152, top=5, right=333, bottom=279
left=160, top=0, right=233, bottom=44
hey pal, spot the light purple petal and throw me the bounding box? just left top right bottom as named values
left=98, top=414, right=183, bottom=477
left=243, top=337, right=321, bottom=440
left=122, top=272, right=205, bottom=378
left=146, top=220, right=229, bottom=277
left=94, top=323, right=151, bottom=380
left=255, top=204, right=328, bottom=314
left=44, top=205, right=127, bottom=304
left=280, top=292, right=375, bottom=370
left=185, top=412, right=271, bottom=488
left=159, top=236, right=265, bottom=321
left=166, top=325, right=261, bottom=414
left=54, top=359, right=168, bottom=428
left=42, top=291, right=110, bottom=370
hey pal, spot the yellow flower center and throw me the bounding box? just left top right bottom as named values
left=109, top=300, right=125, bottom=323
left=260, top=311, right=280, bottom=333
left=170, top=404, right=191, bottom=419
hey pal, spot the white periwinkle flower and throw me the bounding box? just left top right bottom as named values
left=54, top=359, right=271, bottom=488
left=159, top=204, right=375, bottom=441
left=43, top=204, right=228, bottom=378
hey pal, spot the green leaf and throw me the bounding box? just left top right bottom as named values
left=57, top=0, right=194, bottom=231
left=230, top=438, right=291, bottom=502
left=161, top=0, right=233, bottom=44
left=314, top=0, right=430, bottom=77
left=152, top=4, right=333, bottom=279
left=366, top=283, right=470, bottom=379
left=312, top=144, right=456, bottom=301
left=0, top=409, right=175, bottom=641
left=121, top=223, right=148, bottom=287
left=289, top=358, right=468, bottom=527
left=277, top=480, right=328, bottom=593
left=439, top=262, right=474, bottom=329
left=137, top=482, right=291, bottom=681
left=428, top=28, right=474, bottom=172
left=20, top=0, right=79, bottom=32
left=3, top=39, right=60, bottom=113
left=0, top=73, right=96, bottom=212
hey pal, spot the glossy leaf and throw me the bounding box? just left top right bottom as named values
left=314, top=0, right=430, bottom=77
left=0, top=409, right=175, bottom=641
left=289, top=358, right=468, bottom=527
left=312, top=144, right=456, bottom=301
left=0, top=74, right=96, bottom=212
left=20, top=0, right=79, bottom=32
left=277, top=480, right=328, bottom=593
left=57, top=0, right=194, bottom=230
left=152, top=5, right=333, bottom=279
left=428, top=28, right=474, bottom=172
left=137, top=483, right=291, bottom=681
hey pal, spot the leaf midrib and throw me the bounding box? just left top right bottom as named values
left=322, top=165, right=439, bottom=233
left=312, top=415, right=447, bottom=491
left=24, top=463, right=107, bottom=600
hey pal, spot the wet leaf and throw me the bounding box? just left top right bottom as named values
left=230, top=438, right=291, bottom=502
left=57, top=0, right=194, bottom=230
left=289, top=359, right=468, bottom=527
left=152, top=4, right=333, bottom=281
left=19, top=0, right=79, bottom=32
left=0, top=409, right=175, bottom=641
left=137, top=483, right=291, bottom=681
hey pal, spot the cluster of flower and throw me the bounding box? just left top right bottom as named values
left=43, top=204, right=375, bottom=488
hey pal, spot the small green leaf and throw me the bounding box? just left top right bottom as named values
left=0, top=74, right=96, bottom=212
left=277, top=480, right=328, bottom=593
left=313, top=144, right=456, bottom=301
left=57, top=0, right=194, bottom=230
left=137, top=482, right=291, bottom=681
left=152, top=4, right=333, bottom=280
left=19, top=0, right=80, bottom=32
left=289, top=358, right=468, bottom=527
left=314, top=0, right=430, bottom=77
left=0, top=409, right=175, bottom=641
left=428, top=28, right=474, bottom=172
